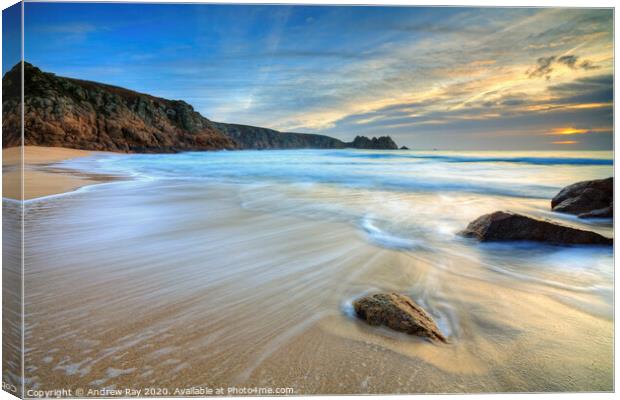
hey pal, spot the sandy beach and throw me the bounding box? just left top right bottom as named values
left=2, top=146, right=120, bottom=200
left=8, top=148, right=612, bottom=394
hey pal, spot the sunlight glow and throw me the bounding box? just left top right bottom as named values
left=552, top=140, right=579, bottom=144
left=549, top=127, right=590, bottom=135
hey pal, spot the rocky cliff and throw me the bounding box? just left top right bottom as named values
left=2, top=62, right=236, bottom=152
left=2, top=62, right=400, bottom=152
left=348, top=135, right=398, bottom=150
left=212, top=122, right=346, bottom=149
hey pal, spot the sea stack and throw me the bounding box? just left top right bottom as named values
left=347, top=136, right=399, bottom=150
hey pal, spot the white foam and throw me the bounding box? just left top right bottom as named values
left=360, top=216, right=422, bottom=250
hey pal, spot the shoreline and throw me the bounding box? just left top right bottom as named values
left=2, top=146, right=123, bottom=200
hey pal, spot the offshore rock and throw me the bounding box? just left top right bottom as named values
left=347, top=135, right=398, bottom=150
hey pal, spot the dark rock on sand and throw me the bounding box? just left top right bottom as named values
left=460, top=211, right=612, bottom=245
left=551, top=177, right=613, bottom=218
left=353, top=292, right=447, bottom=343
left=400, top=146, right=410, bottom=150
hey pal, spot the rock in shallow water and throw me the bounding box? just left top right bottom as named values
left=578, top=204, right=613, bottom=219
left=551, top=177, right=613, bottom=218
left=460, top=211, right=612, bottom=245
left=353, top=293, right=447, bottom=343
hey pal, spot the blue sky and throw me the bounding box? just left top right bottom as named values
left=2, top=2, right=20, bottom=74
left=8, top=3, right=615, bottom=149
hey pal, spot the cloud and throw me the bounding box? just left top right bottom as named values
left=39, top=22, right=100, bottom=35
left=558, top=55, right=601, bottom=71
left=547, top=74, right=612, bottom=104
left=547, top=127, right=589, bottom=135
left=501, top=98, right=527, bottom=106
left=324, top=100, right=612, bottom=150
left=389, top=21, right=494, bottom=36
left=526, top=54, right=600, bottom=79
left=579, top=60, right=601, bottom=70
left=28, top=4, right=612, bottom=149
left=552, top=140, right=579, bottom=144
left=557, top=55, right=578, bottom=68
left=526, top=56, right=556, bottom=79
left=217, top=49, right=379, bottom=61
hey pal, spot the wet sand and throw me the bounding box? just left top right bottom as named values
left=2, top=146, right=119, bottom=200
left=2, top=199, right=23, bottom=397
left=20, top=176, right=613, bottom=394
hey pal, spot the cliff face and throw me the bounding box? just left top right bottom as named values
left=213, top=123, right=399, bottom=150
left=212, top=122, right=346, bottom=149
left=2, top=62, right=236, bottom=152
left=2, top=62, right=400, bottom=152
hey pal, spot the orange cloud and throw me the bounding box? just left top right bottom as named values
left=548, top=127, right=589, bottom=135
left=546, top=126, right=612, bottom=136
left=569, top=102, right=612, bottom=109
left=552, top=140, right=579, bottom=144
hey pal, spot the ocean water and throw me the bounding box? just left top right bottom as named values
left=66, top=149, right=613, bottom=199
left=22, top=149, right=613, bottom=392
left=63, top=148, right=614, bottom=281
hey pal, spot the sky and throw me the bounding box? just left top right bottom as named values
left=7, top=3, right=614, bottom=150
left=2, top=2, right=20, bottom=76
